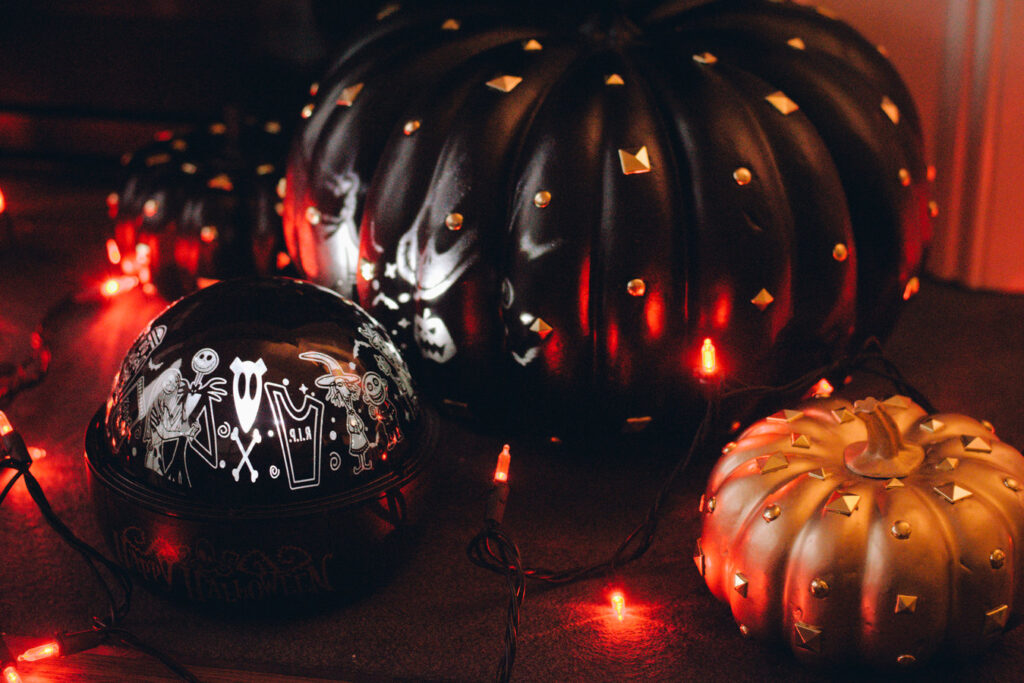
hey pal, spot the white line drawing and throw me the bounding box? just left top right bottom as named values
left=190, top=348, right=219, bottom=385
left=269, top=465, right=280, bottom=479
left=512, top=346, right=541, bottom=366
left=299, top=351, right=373, bottom=475
left=230, top=426, right=261, bottom=483
left=363, top=371, right=401, bottom=451
left=356, top=321, right=419, bottom=418
left=266, top=381, right=325, bottom=490
left=230, top=357, right=267, bottom=433
left=414, top=308, right=456, bottom=363
left=319, top=171, right=361, bottom=292
left=329, top=452, right=341, bottom=471
left=394, top=224, right=478, bottom=301
left=372, top=291, right=400, bottom=310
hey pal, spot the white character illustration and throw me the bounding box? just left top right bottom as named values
left=356, top=322, right=418, bottom=416
left=299, top=351, right=373, bottom=475
left=362, top=371, right=401, bottom=450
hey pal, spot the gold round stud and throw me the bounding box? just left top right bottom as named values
left=1004, top=477, right=1022, bottom=492
left=763, top=504, right=781, bottom=522
left=143, top=199, right=158, bottom=217
left=181, top=163, right=197, bottom=175
left=301, top=103, right=314, bottom=119
left=733, top=167, right=752, bottom=185
left=403, top=119, right=421, bottom=136
left=809, top=578, right=830, bottom=598
left=738, top=624, right=750, bottom=636
left=445, top=212, right=463, bottom=231
left=832, top=243, right=848, bottom=261
left=533, top=190, right=551, bottom=208
left=898, top=168, right=911, bottom=186
left=928, top=200, right=939, bottom=218
left=306, top=206, right=322, bottom=225
left=277, top=177, right=287, bottom=199
left=990, top=548, right=1007, bottom=569
left=706, top=497, right=716, bottom=513
left=981, top=419, right=995, bottom=432
left=722, top=441, right=737, bottom=454
left=891, top=520, right=911, bottom=539
left=626, top=278, right=646, bottom=297
left=897, top=654, right=917, bottom=666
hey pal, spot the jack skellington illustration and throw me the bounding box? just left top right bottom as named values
left=362, top=371, right=401, bottom=450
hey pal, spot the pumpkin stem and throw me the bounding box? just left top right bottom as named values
left=843, top=398, right=924, bottom=478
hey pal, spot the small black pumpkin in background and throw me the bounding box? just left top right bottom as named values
left=109, top=116, right=292, bottom=300
left=285, top=0, right=933, bottom=436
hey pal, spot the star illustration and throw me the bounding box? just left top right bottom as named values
left=385, top=262, right=398, bottom=278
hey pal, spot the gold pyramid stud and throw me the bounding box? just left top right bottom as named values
left=605, top=73, right=625, bottom=86
left=881, top=96, right=901, bottom=124
left=765, top=91, right=799, bottom=115
left=961, top=435, right=992, bottom=452
left=825, top=492, right=860, bottom=516
left=693, top=538, right=705, bottom=576
left=171, top=139, right=188, bottom=151
left=903, top=276, right=920, bottom=300
left=921, top=418, right=944, bottom=433
left=733, top=572, right=749, bottom=597
left=883, top=395, right=911, bottom=409
left=894, top=594, right=918, bottom=614
left=207, top=174, right=234, bottom=191
left=787, top=37, right=806, bottom=50
left=146, top=153, right=170, bottom=167
left=935, top=457, right=960, bottom=472
left=751, top=288, right=774, bottom=310
left=790, top=433, right=812, bottom=448
left=618, top=146, right=651, bottom=175
left=831, top=407, right=856, bottom=424
left=256, top=164, right=274, bottom=176
left=403, top=119, right=421, bottom=135
left=337, top=83, right=364, bottom=107
left=486, top=75, right=523, bottom=93
left=984, top=604, right=1009, bottom=636
left=768, top=409, right=804, bottom=424
left=692, top=52, right=718, bottom=64
left=934, top=482, right=972, bottom=504
left=794, top=622, right=822, bottom=653
left=530, top=317, right=553, bottom=339
left=758, top=452, right=789, bottom=474
left=808, top=468, right=829, bottom=481
left=523, top=39, right=543, bottom=51
left=884, top=478, right=904, bottom=490
left=441, top=18, right=460, bottom=30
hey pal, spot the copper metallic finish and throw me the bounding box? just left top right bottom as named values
left=486, top=75, right=523, bottom=93
left=699, top=395, right=1024, bottom=667
left=765, top=91, right=799, bottom=115
left=881, top=96, right=901, bottom=125
left=692, top=52, right=718, bottom=64
left=751, top=288, right=774, bottom=310
left=445, top=212, right=463, bottom=231
left=605, top=73, right=625, bottom=85
left=533, top=190, right=551, bottom=208
left=403, top=120, right=421, bottom=136
left=891, top=519, right=911, bottom=539
left=522, top=39, right=543, bottom=51
left=832, top=243, right=848, bottom=261
left=733, top=167, right=752, bottom=185
left=991, top=548, right=1007, bottom=569
left=733, top=572, right=749, bottom=597
left=618, top=146, right=651, bottom=175
left=787, top=37, right=806, bottom=50
left=337, top=83, right=364, bottom=107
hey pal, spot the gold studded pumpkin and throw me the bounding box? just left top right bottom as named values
left=696, top=395, right=1024, bottom=668
left=285, top=1, right=933, bottom=434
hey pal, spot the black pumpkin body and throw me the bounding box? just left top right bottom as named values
left=285, top=0, right=931, bottom=435
left=112, top=118, right=291, bottom=299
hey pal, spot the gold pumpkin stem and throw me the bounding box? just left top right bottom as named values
left=844, top=399, right=925, bottom=478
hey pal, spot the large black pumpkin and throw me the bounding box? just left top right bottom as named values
left=111, top=117, right=291, bottom=299
left=284, top=0, right=932, bottom=434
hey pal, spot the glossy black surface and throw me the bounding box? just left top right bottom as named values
left=285, top=0, right=931, bottom=435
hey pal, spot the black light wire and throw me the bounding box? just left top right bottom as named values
left=468, top=337, right=937, bottom=682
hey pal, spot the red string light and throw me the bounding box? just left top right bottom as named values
left=18, top=642, right=59, bottom=663
left=700, top=338, right=717, bottom=376
left=0, top=187, right=6, bottom=215
left=610, top=591, right=626, bottom=621
left=105, top=238, right=121, bottom=265
left=2, top=665, right=21, bottom=683
left=493, top=444, right=511, bottom=483
left=0, top=411, right=12, bottom=437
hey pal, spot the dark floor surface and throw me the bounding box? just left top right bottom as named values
left=2, top=166, right=1024, bottom=681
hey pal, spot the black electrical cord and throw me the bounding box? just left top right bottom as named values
left=468, top=337, right=938, bottom=682
left=1, top=424, right=199, bottom=682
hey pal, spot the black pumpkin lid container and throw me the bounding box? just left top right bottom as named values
left=85, top=277, right=436, bottom=607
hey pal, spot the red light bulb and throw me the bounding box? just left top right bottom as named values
left=2, top=665, right=21, bottom=683
left=105, top=238, right=121, bottom=265
left=610, top=591, right=626, bottom=621
left=0, top=411, right=12, bottom=437
left=809, top=378, right=835, bottom=398
left=0, top=187, right=6, bottom=215
left=493, top=444, right=511, bottom=483
left=700, top=338, right=717, bottom=375
left=18, top=641, right=59, bottom=662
